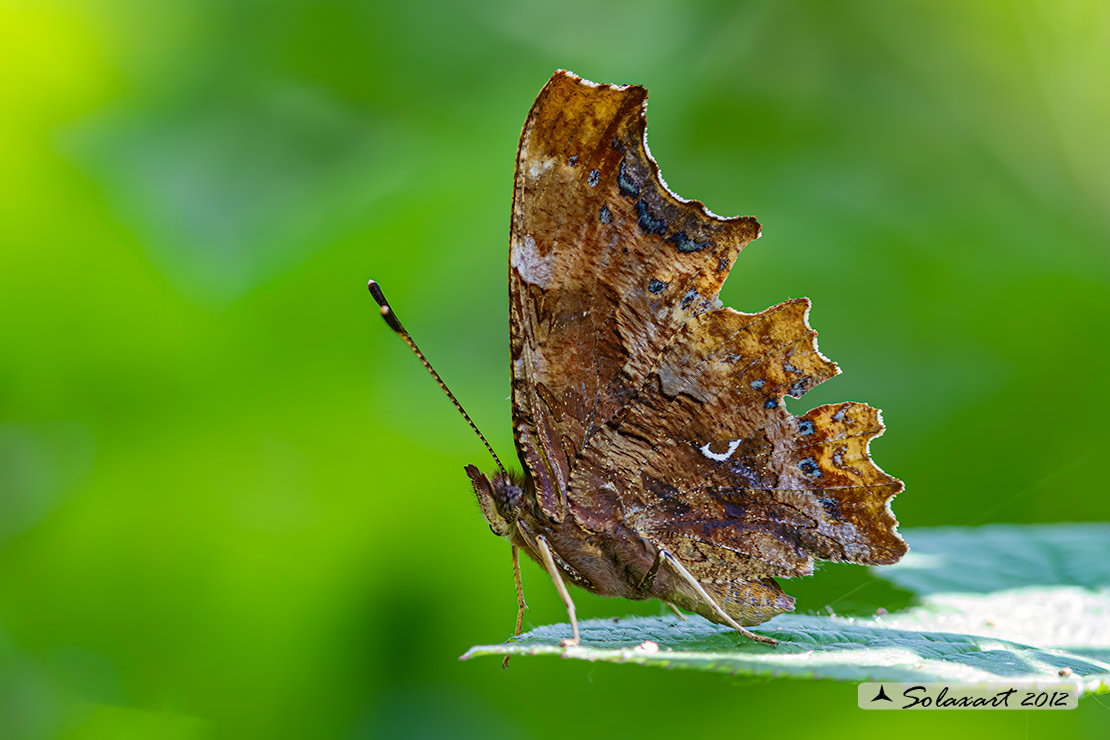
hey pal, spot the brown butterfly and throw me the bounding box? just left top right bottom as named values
left=371, top=70, right=905, bottom=653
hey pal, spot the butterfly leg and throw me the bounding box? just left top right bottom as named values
left=532, top=534, right=581, bottom=647
left=502, top=545, right=529, bottom=669
left=654, top=546, right=777, bottom=646
left=664, top=602, right=689, bottom=621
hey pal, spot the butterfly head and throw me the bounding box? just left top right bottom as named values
left=464, top=465, right=526, bottom=538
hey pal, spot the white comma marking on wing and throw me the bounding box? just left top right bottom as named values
left=699, top=439, right=741, bottom=462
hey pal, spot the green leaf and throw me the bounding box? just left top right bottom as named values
left=875, top=523, right=1110, bottom=595
left=461, top=525, right=1110, bottom=695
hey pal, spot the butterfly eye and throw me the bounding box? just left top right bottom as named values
left=492, top=479, right=523, bottom=520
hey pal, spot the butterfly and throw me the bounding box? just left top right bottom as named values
left=371, top=70, right=905, bottom=652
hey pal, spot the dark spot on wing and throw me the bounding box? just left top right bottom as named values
left=797, top=419, right=815, bottom=436
left=820, top=497, right=842, bottom=521
left=681, top=289, right=699, bottom=309
left=599, top=204, right=611, bottom=224
left=764, top=398, right=778, bottom=410
left=588, top=169, right=600, bottom=187
left=568, top=155, right=578, bottom=167
left=618, top=158, right=640, bottom=197
left=649, top=279, right=668, bottom=294
left=798, top=457, right=821, bottom=478
left=636, top=200, right=666, bottom=235
left=667, top=231, right=710, bottom=254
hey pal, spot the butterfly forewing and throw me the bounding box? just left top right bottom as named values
left=510, top=71, right=761, bottom=521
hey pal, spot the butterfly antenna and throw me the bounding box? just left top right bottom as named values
left=368, top=280, right=508, bottom=478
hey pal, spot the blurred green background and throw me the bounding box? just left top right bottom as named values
left=2, top=0, right=1108, bottom=737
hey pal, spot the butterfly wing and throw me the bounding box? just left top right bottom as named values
left=510, top=71, right=905, bottom=627
left=510, top=70, right=760, bottom=521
